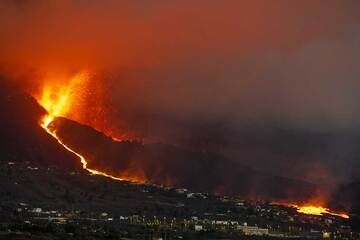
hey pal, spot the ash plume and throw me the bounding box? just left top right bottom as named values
left=1, top=1, right=360, bottom=192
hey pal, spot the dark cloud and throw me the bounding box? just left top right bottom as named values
left=1, top=0, right=360, bottom=184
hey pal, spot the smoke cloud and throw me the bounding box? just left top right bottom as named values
left=1, top=0, right=360, bottom=184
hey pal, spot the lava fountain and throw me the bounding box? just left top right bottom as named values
left=37, top=70, right=125, bottom=181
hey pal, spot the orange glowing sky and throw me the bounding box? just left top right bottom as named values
left=2, top=1, right=360, bottom=135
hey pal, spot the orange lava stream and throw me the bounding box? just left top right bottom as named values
left=295, top=205, right=349, bottom=219
left=274, top=202, right=350, bottom=219
left=41, top=115, right=125, bottom=181
left=37, top=70, right=127, bottom=181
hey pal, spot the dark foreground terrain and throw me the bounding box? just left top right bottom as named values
left=0, top=159, right=358, bottom=240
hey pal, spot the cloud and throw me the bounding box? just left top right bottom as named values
left=1, top=0, right=360, bottom=183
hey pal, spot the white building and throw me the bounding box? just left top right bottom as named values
left=194, top=225, right=203, bottom=231
left=238, top=226, right=269, bottom=236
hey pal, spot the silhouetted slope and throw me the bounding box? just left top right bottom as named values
left=50, top=117, right=319, bottom=202
left=157, top=120, right=360, bottom=184
left=0, top=78, right=81, bottom=169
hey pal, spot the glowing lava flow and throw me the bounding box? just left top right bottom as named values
left=41, top=115, right=124, bottom=181
left=37, top=71, right=125, bottom=181
left=275, top=203, right=349, bottom=219
left=295, top=205, right=349, bottom=219
left=272, top=202, right=349, bottom=218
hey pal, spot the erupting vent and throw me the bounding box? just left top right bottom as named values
left=38, top=71, right=125, bottom=181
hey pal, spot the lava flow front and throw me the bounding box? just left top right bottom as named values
left=273, top=202, right=349, bottom=219
left=296, top=205, right=349, bottom=219
left=38, top=71, right=125, bottom=181
left=288, top=204, right=349, bottom=219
